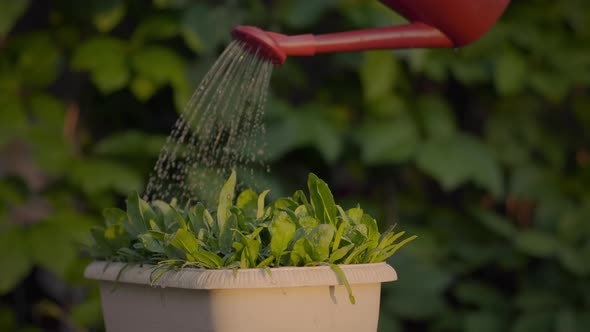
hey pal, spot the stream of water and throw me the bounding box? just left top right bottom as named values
left=144, top=41, right=273, bottom=206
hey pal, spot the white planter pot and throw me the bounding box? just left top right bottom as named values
left=85, top=261, right=397, bottom=332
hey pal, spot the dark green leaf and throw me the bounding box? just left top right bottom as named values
left=94, top=130, right=166, bottom=158
left=355, top=115, right=420, bottom=164
left=0, top=0, right=30, bottom=37
left=416, top=134, right=503, bottom=197
left=71, top=37, right=128, bottom=93
left=103, top=224, right=131, bottom=250
left=495, top=49, right=527, bottom=96
left=307, top=173, right=337, bottom=226
left=217, top=169, right=236, bottom=230
left=123, top=192, right=150, bottom=237
left=103, top=208, right=126, bottom=226
left=181, top=3, right=243, bottom=53
left=92, top=0, right=125, bottom=32
left=512, top=312, right=554, bottom=332
left=0, top=228, right=32, bottom=294
left=218, top=214, right=236, bottom=256
left=360, top=51, right=398, bottom=104
left=464, top=311, right=507, bottom=332
left=514, top=230, right=559, bottom=257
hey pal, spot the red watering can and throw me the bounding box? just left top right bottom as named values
left=232, top=0, right=510, bottom=65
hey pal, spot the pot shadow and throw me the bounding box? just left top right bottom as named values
left=329, top=285, right=338, bottom=304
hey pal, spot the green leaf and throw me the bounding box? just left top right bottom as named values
left=0, top=228, right=32, bottom=294
left=103, top=208, right=126, bottom=226
left=71, top=37, right=129, bottom=93
left=514, top=289, right=561, bottom=311
left=257, top=189, right=270, bottom=219
left=12, top=32, right=60, bottom=87
left=346, top=208, right=364, bottom=225
left=169, top=229, right=199, bottom=262
left=92, top=0, right=125, bottom=32
left=280, top=0, right=336, bottom=29
left=470, top=208, right=517, bottom=238
left=269, top=211, right=296, bottom=264
left=361, top=213, right=380, bottom=245
left=138, top=233, right=166, bottom=253
left=290, top=238, right=314, bottom=266
left=512, top=312, right=554, bottom=332
left=329, top=244, right=354, bottom=263
left=343, top=242, right=371, bottom=264
left=360, top=51, right=398, bottom=104
left=455, top=281, right=506, bottom=309
left=187, top=203, right=209, bottom=234
left=418, top=96, right=457, bottom=139
left=355, top=115, right=420, bottom=164
left=0, top=93, right=26, bottom=145
left=192, top=249, right=223, bottom=268
left=378, top=314, right=402, bottom=332
left=94, top=130, right=166, bottom=158
left=130, top=45, right=186, bottom=88
left=70, top=297, right=103, bottom=328
left=529, top=70, right=570, bottom=102
left=495, top=49, right=527, bottom=96
left=181, top=3, right=243, bottom=53
left=416, top=134, right=503, bottom=197
left=123, top=192, right=150, bottom=237
left=0, top=0, right=30, bottom=36
left=558, top=246, right=590, bottom=277
left=464, top=311, right=507, bottom=332
left=307, top=173, right=337, bottom=226
left=218, top=214, right=237, bottom=256
left=238, top=231, right=261, bottom=267
left=132, top=15, right=179, bottom=44
left=329, top=263, right=356, bottom=304
left=217, top=169, right=236, bottom=230
left=265, top=106, right=343, bottom=164
left=514, top=230, right=560, bottom=257
left=103, top=224, right=131, bottom=250
left=236, top=189, right=258, bottom=219
left=153, top=0, right=190, bottom=8
left=307, top=224, right=336, bottom=262
left=70, top=159, right=143, bottom=195
left=383, top=254, right=452, bottom=319
left=333, top=207, right=349, bottom=251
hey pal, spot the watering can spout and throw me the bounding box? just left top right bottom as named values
left=232, top=0, right=510, bottom=66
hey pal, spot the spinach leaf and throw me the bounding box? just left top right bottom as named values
left=307, top=173, right=337, bottom=226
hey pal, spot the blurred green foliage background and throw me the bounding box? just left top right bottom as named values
left=1, top=0, right=590, bottom=331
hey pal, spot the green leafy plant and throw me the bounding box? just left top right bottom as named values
left=87, top=170, right=416, bottom=303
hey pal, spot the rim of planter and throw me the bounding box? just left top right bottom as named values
left=85, top=261, right=397, bottom=290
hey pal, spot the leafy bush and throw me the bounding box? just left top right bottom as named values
left=1, top=0, right=589, bottom=331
